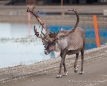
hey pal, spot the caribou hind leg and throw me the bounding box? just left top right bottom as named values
left=74, top=53, right=79, bottom=73
left=79, top=48, right=84, bottom=74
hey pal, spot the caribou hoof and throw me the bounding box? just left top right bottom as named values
left=56, top=75, right=62, bottom=78
left=74, top=65, right=79, bottom=73
left=63, top=72, right=68, bottom=76
left=79, top=71, right=84, bottom=75
left=74, top=69, right=78, bottom=73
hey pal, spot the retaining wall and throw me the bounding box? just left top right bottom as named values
left=0, top=6, right=107, bottom=26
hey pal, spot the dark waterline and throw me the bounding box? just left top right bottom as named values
left=37, top=12, right=103, bottom=15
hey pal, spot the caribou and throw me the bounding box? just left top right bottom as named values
left=27, top=7, right=85, bottom=78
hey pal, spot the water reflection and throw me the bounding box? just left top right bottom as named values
left=0, top=23, right=53, bottom=68
left=0, top=23, right=107, bottom=68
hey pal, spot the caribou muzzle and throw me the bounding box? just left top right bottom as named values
left=44, top=49, right=50, bottom=55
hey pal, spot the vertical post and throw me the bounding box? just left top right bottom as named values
left=28, top=5, right=30, bottom=36
left=61, top=0, right=63, bottom=6
left=61, top=0, right=64, bottom=16
left=93, top=15, right=100, bottom=47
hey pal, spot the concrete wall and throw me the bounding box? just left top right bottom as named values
left=0, top=6, right=107, bottom=26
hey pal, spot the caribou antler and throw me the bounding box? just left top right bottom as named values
left=27, top=6, right=54, bottom=42
left=27, top=6, right=47, bottom=34
left=68, top=9, right=79, bottom=32
left=56, top=9, right=79, bottom=39
left=34, top=26, right=43, bottom=38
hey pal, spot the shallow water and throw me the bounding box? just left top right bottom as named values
left=0, top=23, right=107, bottom=68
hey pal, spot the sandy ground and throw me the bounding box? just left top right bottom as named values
left=0, top=44, right=107, bottom=86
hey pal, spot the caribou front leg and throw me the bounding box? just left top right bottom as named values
left=63, top=57, right=68, bottom=76
left=56, top=50, right=67, bottom=78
